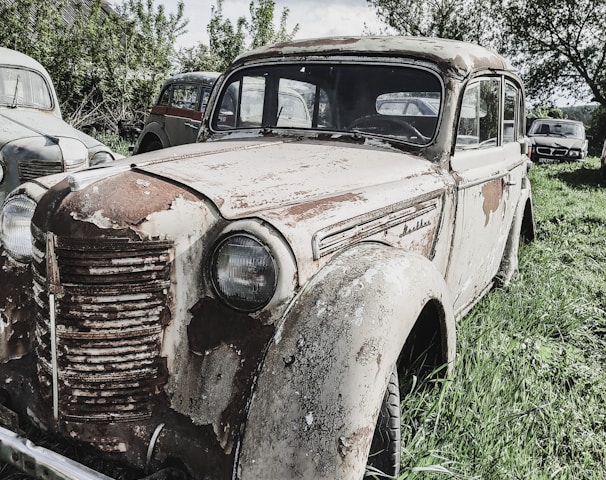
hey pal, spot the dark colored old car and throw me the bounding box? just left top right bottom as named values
left=527, top=118, right=588, bottom=163
left=0, top=47, right=119, bottom=205
left=133, top=71, right=220, bottom=153
left=0, top=36, right=534, bottom=480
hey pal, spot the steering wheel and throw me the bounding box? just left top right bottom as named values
left=348, top=114, right=428, bottom=142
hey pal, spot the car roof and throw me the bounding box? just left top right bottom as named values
left=163, top=71, right=221, bottom=87
left=232, top=36, right=514, bottom=78
left=0, top=47, right=50, bottom=74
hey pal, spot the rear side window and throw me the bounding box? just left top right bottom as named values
left=456, top=78, right=499, bottom=148
left=171, top=84, right=199, bottom=110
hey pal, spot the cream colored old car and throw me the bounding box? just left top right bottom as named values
left=0, top=36, right=534, bottom=480
left=0, top=47, right=119, bottom=205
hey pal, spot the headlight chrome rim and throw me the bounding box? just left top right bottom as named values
left=211, top=233, right=278, bottom=312
left=0, top=193, right=37, bottom=263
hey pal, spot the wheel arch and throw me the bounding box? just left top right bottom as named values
left=134, top=123, right=169, bottom=153
left=237, top=242, right=455, bottom=479
left=495, top=186, right=535, bottom=287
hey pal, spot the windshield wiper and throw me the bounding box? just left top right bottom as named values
left=10, top=75, right=20, bottom=108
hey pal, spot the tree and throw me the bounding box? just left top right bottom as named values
left=501, top=0, right=606, bottom=108
left=176, top=0, right=299, bottom=73
left=0, top=0, right=187, bottom=132
left=366, top=0, right=502, bottom=48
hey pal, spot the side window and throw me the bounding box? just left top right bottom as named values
left=158, top=86, right=171, bottom=106
left=503, top=81, right=518, bottom=144
left=456, top=78, right=500, bottom=148
left=201, top=88, right=211, bottom=111
left=171, top=84, right=199, bottom=110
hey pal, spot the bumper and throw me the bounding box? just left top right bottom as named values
left=0, top=425, right=114, bottom=480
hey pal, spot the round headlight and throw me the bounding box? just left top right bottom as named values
left=91, top=150, right=115, bottom=166
left=0, top=194, right=37, bottom=263
left=211, top=234, right=277, bottom=312
left=57, top=137, right=87, bottom=168
left=0, top=160, right=5, bottom=184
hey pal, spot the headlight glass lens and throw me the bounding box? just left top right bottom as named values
left=0, top=194, right=36, bottom=263
left=91, top=151, right=114, bottom=166
left=211, top=234, right=277, bottom=311
left=57, top=137, right=87, bottom=168
left=0, top=160, right=5, bottom=184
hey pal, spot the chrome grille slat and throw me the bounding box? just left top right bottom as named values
left=18, top=160, right=63, bottom=181
left=33, top=234, right=173, bottom=423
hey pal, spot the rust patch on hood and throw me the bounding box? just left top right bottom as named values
left=61, top=171, right=199, bottom=227
left=282, top=192, right=366, bottom=222
left=481, top=179, right=503, bottom=226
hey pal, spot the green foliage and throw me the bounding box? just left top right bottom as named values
left=0, top=0, right=187, bottom=132
left=527, top=106, right=564, bottom=119
left=368, top=0, right=606, bottom=111
left=501, top=0, right=606, bottom=108
left=393, top=158, right=606, bottom=479
left=366, top=0, right=501, bottom=48
left=175, top=0, right=299, bottom=73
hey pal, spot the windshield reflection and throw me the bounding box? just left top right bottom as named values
left=212, top=64, right=443, bottom=146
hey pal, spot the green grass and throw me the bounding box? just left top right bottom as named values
left=395, top=157, right=606, bottom=479
left=96, top=132, right=133, bottom=157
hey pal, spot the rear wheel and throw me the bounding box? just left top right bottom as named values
left=367, top=368, right=400, bottom=477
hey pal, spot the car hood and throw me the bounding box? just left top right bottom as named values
left=528, top=135, right=586, bottom=149
left=129, top=137, right=444, bottom=220
left=0, top=109, right=90, bottom=148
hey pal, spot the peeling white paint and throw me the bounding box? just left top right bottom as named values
left=305, top=412, right=314, bottom=426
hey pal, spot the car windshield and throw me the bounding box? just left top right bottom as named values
left=528, top=121, right=584, bottom=139
left=211, top=63, right=442, bottom=146
left=0, top=66, right=53, bottom=109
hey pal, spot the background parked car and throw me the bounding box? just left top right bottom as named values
left=527, top=118, right=588, bottom=163
left=0, top=47, right=119, bottom=205
left=133, top=71, right=220, bottom=153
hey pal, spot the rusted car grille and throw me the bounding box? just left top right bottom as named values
left=32, top=233, right=173, bottom=422
left=18, top=160, right=64, bottom=181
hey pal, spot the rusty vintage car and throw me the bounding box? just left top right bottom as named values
left=0, top=36, right=535, bottom=479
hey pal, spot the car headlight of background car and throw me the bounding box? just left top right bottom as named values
left=90, top=150, right=116, bottom=166
left=0, top=193, right=37, bottom=263
left=0, top=157, right=5, bottom=184
left=57, top=137, right=88, bottom=168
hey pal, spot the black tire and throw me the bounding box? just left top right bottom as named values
left=367, top=368, right=401, bottom=477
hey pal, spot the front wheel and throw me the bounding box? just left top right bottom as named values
left=367, top=368, right=401, bottom=477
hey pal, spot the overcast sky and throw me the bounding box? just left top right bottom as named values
left=160, top=0, right=391, bottom=49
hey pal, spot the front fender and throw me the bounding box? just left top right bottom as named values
left=237, top=243, right=455, bottom=480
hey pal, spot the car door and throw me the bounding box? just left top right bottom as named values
left=165, top=83, right=203, bottom=146
left=446, top=76, right=526, bottom=316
